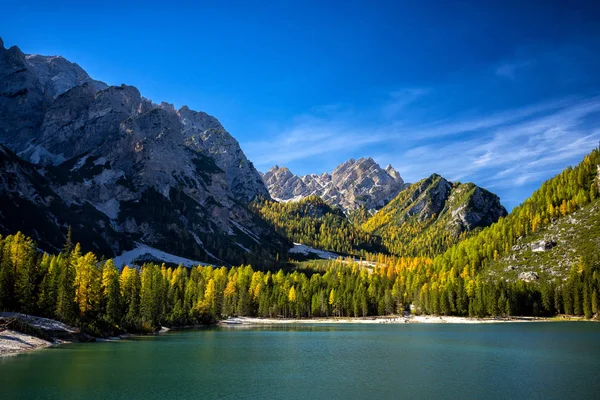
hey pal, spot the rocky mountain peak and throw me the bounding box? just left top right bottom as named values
left=263, top=157, right=408, bottom=211
left=24, top=53, right=108, bottom=98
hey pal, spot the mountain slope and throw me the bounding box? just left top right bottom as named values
left=251, top=196, right=383, bottom=256
left=363, top=174, right=507, bottom=257
left=0, top=38, right=287, bottom=267
left=0, top=144, right=122, bottom=254
left=434, top=148, right=600, bottom=281
left=263, top=157, right=407, bottom=211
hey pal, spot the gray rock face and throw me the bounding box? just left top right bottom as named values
left=263, top=157, right=407, bottom=211
left=0, top=43, right=48, bottom=151
left=0, top=144, right=121, bottom=254
left=405, top=174, right=453, bottom=221
left=448, top=185, right=508, bottom=233
left=24, top=54, right=107, bottom=98
left=518, top=271, right=539, bottom=282
left=178, top=105, right=268, bottom=201
left=0, top=38, right=286, bottom=267
left=367, top=173, right=507, bottom=242
left=531, top=239, right=557, bottom=252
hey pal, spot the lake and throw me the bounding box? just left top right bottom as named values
left=1, top=323, right=600, bottom=399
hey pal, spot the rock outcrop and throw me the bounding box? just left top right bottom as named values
left=263, top=157, right=407, bottom=211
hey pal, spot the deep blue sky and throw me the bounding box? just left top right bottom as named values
left=2, top=0, right=600, bottom=209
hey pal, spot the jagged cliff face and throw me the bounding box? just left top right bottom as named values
left=24, top=54, right=108, bottom=99
left=263, top=157, right=407, bottom=211
left=0, top=144, right=123, bottom=254
left=0, top=38, right=285, bottom=266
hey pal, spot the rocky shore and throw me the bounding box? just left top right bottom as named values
left=0, top=312, right=79, bottom=356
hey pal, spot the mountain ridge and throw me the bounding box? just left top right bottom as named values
left=263, top=157, right=408, bottom=212
left=0, top=38, right=287, bottom=267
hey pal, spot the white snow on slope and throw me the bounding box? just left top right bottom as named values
left=289, top=243, right=341, bottom=260
left=93, top=198, right=120, bottom=220
left=289, top=243, right=377, bottom=270
left=112, top=242, right=211, bottom=269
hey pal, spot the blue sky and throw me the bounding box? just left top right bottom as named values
left=2, top=1, right=600, bottom=209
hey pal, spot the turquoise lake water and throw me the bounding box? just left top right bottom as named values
left=1, top=322, right=600, bottom=399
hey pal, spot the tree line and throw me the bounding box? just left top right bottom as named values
left=1, top=230, right=599, bottom=337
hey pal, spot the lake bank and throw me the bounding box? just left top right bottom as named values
left=2, top=312, right=592, bottom=356
left=0, top=329, right=53, bottom=356
left=0, top=313, right=81, bottom=357
left=219, top=315, right=590, bottom=326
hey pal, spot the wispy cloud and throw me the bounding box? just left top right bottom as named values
left=245, top=92, right=600, bottom=212
left=244, top=117, right=390, bottom=167
left=243, top=47, right=600, bottom=210
left=381, top=88, right=429, bottom=119
left=382, top=98, right=600, bottom=194
left=495, top=60, right=532, bottom=79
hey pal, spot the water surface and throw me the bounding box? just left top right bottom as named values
left=2, top=323, right=599, bottom=399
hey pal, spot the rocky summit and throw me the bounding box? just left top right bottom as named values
left=0, top=38, right=286, bottom=267
left=263, top=157, right=408, bottom=211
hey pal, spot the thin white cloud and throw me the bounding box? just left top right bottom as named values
left=243, top=81, right=600, bottom=211
left=382, top=99, right=600, bottom=192
left=496, top=60, right=532, bottom=79
left=245, top=118, right=390, bottom=167
left=381, top=88, right=429, bottom=119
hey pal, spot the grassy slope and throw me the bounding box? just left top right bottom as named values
left=487, top=198, right=600, bottom=282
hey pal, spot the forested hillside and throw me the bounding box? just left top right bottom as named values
left=363, top=175, right=507, bottom=258
left=251, top=196, right=383, bottom=256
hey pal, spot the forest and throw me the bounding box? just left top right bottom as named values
left=0, top=230, right=598, bottom=336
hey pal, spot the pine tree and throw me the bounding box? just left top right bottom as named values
left=102, top=260, right=121, bottom=327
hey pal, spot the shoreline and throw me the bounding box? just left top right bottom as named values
left=0, top=329, right=55, bottom=357
left=219, top=315, right=590, bottom=326
left=2, top=313, right=592, bottom=357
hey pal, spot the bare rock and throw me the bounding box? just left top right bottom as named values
left=518, top=271, right=539, bottom=282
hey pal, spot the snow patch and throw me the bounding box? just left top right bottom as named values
left=112, top=242, right=211, bottom=269
left=236, top=242, right=251, bottom=253
left=229, top=219, right=261, bottom=244
left=92, top=169, right=123, bottom=185
left=93, top=198, right=120, bottom=220
left=70, top=155, right=89, bottom=171
left=19, top=144, right=65, bottom=165
left=273, top=195, right=306, bottom=203
left=289, top=243, right=341, bottom=260
left=191, top=232, right=222, bottom=262
left=93, top=156, right=107, bottom=166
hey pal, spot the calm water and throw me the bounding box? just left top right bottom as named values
left=2, top=323, right=600, bottom=399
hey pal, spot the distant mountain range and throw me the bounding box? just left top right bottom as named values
left=262, top=157, right=407, bottom=211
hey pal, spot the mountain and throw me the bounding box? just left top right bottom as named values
left=263, top=157, right=407, bottom=211
left=0, top=38, right=287, bottom=267
left=363, top=174, right=507, bottom=257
